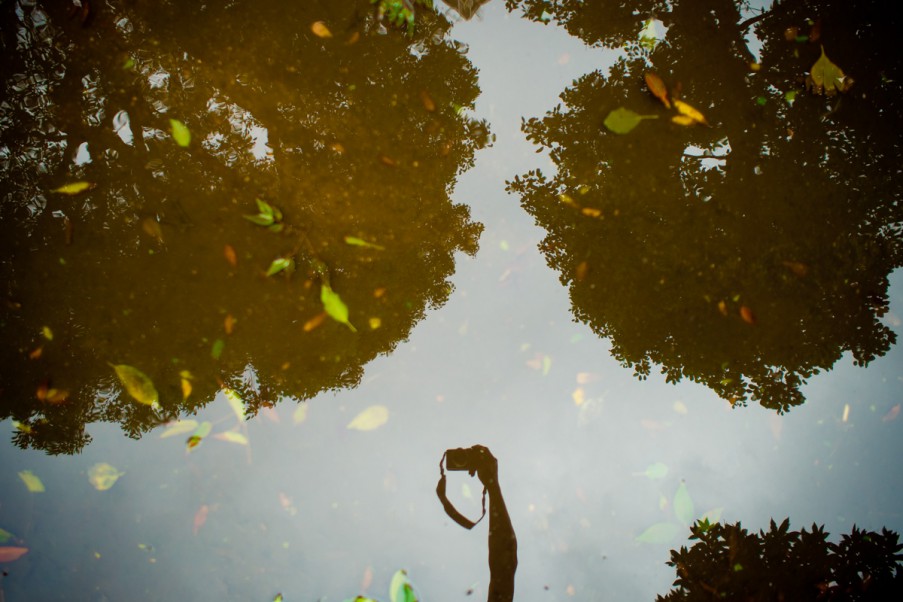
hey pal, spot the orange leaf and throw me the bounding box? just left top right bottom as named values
left=420, top=90, right=436, bottom=112
left=223, top=244, right=238, bottom=267
left=782, top=261, right=808, bottom=277
left=717, top=300, right=728, bottom=316
left=311, top=21, right=332, bottom=38
left=644, top=72, right=671, bottom=108
left=193, top=504, right=209, bottom=535
left=224, top=314, right=236, bottom=335
left=303, top=312, right=327, bottom=332
left=0, top=546, right=29, bottom=562
left=740, top=306, right=757, bottom=324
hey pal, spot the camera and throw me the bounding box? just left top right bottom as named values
left=445, top=446, right=485, bottom=472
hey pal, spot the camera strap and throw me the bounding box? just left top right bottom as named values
left=436, top=451, right=487, bottom=530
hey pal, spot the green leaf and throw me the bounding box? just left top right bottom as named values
left=0, top=527, right=14, bottom=543
left=390, top=569, right=418, bottom=602
left=223, top=388, right=245, bottom=421
left=244, top=214, right=274, bottom=226
left=347, top=405, right=389, bottom=431
left=321, top=284, right=357, bottom=332
left=603, top=107, right=658, bottom=134
left=255, top=198, right=275, bottom=218
left=636, top=522, right=679, bottom=544
left=674, top=481, right=695, bottom=525
left=88, top=463, right=125, bottom=491
left=211, top=339, right=225, bottom=360
left=808, top=46, right=852, bottom=95
left=18, top=470, right=45, bottom=493
left=169, top=119, right=191, bottom=147
left=344, top=236, right=386, bottom=250
left=273, top=595, right=283, bottom=602
left=159, top=420, right=199, bottom=438
left=110, top=363, right=159, bottom=406
left=266, top=257, right=295, bottom=277
left=186, top=421, right=212, bottom=450
left=638, top=462, right=669, bottom=479
left=784, top=90, right=798, bottom=105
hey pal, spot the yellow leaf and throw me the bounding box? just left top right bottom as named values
left=673, top=99, right=709, bottom=125
left=223, top=388, right=245, bottom=421
left=18, top=470, right=45, bottom=493
left=88, top=463, right=125, bottom=491
left=311, top=21, right=332, bottom=38
left=369, top=317, right=382, bottom=330
left=347, top=405, right=389, bottom=431
left=214, top=431, right=249, bottom=446
left=51, top=181, right=95, bottom=195
left=671, top=115, right=696, bottom=126
left=293, top=404, right=308, bottom=425
left=181, top=378, right=192, bottom=401
left=159, top=420, right=199, bottom=438
left=42, top=326, right=54, bottom=340
left=572, top=388, right=585, bottom=406
left=110, top=363, right=159, bottom=406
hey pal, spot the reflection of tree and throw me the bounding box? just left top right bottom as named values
left=0, top=0, right=488, bottom=453
left=506, top=0, right=903, bottom=411
left=659, top=519, right=903, bottom=600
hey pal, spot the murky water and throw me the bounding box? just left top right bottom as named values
left=2, top=1, right=902, bottom=600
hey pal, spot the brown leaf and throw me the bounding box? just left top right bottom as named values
left=223, top=244, right=238, bottom=267
left=420, top=90, right=436, bottom=112
left=740, top=306, right=756, bottom=324
left=224, top=314, right=236, bottom=335
left=644, top=72, right=671, bottom=108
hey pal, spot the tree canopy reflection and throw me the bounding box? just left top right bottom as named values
left=0, top=0, right=488, bottom=453
left=506, top=0, right=903, bottom=411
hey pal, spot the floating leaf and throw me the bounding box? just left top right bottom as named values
left=273, top=595, right=283, bottom=602
left=186, top=421, right=213, bottom=450
left=673, top=99, right=709, bottom=126
left=347, top=405, right=389, bottom=431
left=223, top=388, right=245, bottom=421
left=321, top=284, right=358, bottom=332
left=193, top=504, right=209, bottom=535
left=0, top=547, right=29, bottom=562
left=700, top=507, right=724, bottom=524
left=160, top=420, right=199, bottom=438
left=674, top=481, right=695, bottom=525
left=644, top=72, right=671, bottom=108
left=224, top=314, right=236, bottom=335
left=603, top=107, right=658, bottom=134
left=169, top=119, right=191, bottom=147
left=740, top=306, right=756, bottom=325
left=390, top=569, right=418, bottom=602
left=311, top=21, right=333, bottom=38
left=88, top=463, right=125, bottom=491
left=784, top=90, right=799, bottom=105
left=636, top=522, right=680, bottom=544
left=807, top=46, right=852, bottom=95
left=211, top=338, right=225, bottom=360
left=303, top=312, right=327, bottom=332
left=882, top=403, right=900, bottom=423
left=344, top=236, right=386, bottom=250
left=671, top=115, right=696, bottom=126
left=266, top=257, right=295, bottom=277
left=214, top=431, right=249, bottom=446
left=293, top=404, right=309, bottom=425
left=0, top=527, right=14, bottom=543
left=51, top=181, right=95, bottom=195
left=141, top=217, right=164, bottom=243
left=18, top=470, right=45, bottom=493
left=111, top=363, right=159, bottom=406
left=224, top=244, right=238, bottom=266
left=637, top=462, right=669, bottom=480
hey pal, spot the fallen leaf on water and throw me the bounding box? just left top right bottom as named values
left=159, top=419, right=199, bottom=438
left=311, top=21, right=332, bottom=38
left=0, top=527, right=14, bottom=543
left=575, top=261, right=589, bottom=282
left=224, top=314, right=236, bottom=335
left=110, top=363, right=159, bottom=407
left=88, top=463, right=125, bottom=491
left=266, top=257, right=295, bottom=277
left=842, top=403, right=851, bottom=423
left=141, top=218, right=164, bottom=243
left=634, top=462, right=669, bottom=479
left=29, top=345, right=43, bottom=359
left=674, top=481, right=695, bottom=525
left=361, top=565, right=374, bottom=591
left=671, top=115, right=696, bottom=126
left=51, top=181, right=95, bottom=195
left=603, top=107, right=658, bottom=134
left=572, top=388, right=585, bottom=406
left=193, top=504, right=209, bottom=535
left=293, top=404, right=308, bottom=425
left=636, top=522, right=679, bottom=544
left=224, top=388, right=245, bottom=421
left=321, top=284, right=357, bottom=332
left=19, top=470, right=45, bottom=493
left=882, top=403, right=900, bottom=423
left=273, top=594, right=284, bottom=602
left=576, top=372, right=599, bottom=384
left=673, top=400, right=688, bottom=415
left=644, top=72, right=671, bottom=108
left=420, top=90, right=436, bottom=112
left=344, top=236, right=386, bottom=250
left=369, top=317, right=382, bottom=330
left=807, top=46, right=853, bottom=95
left=389, top=569, right=417, bottom=602
left=303, top=312, right=327, bottom=332
left=0, top=546, right=29, bottom=562
left=186, top=421, right=213, bottom=450
left=717, top=300, right=729, bottom=316
left=223, top=244, right=238, bottom=266
left=347, top=405, right=389, bottom=431
left=214, top=431, right=249, bottom=446
left=169, top=119, right=191, bottom=147
left=700, top=507, right=724, bottom=524
left=783, top=260, right=808, bottom=277
left=211, top=338, right=225, bottom=360
left=740, top=306, right=756, bottom=324
left=42, top=325, right=54, bottom=340
left=673, top=99, right=709, bottom=126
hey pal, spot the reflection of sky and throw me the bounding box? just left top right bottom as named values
left=1, top=2, right=901, bottom=601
